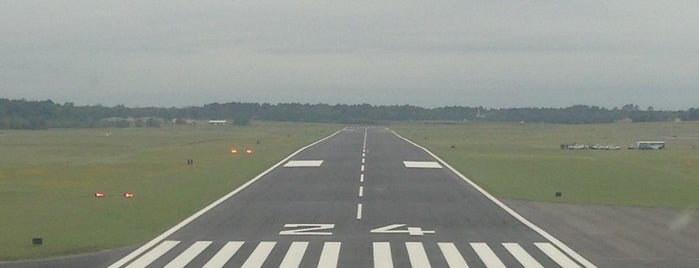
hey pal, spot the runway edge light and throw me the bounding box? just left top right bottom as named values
left=124, top=192, right=135, bottom=198
left=95, top=192, right=105, bottom=198
left=246, top=148, right=253, bottom=155
left=231, top=147, right=238, bottom=154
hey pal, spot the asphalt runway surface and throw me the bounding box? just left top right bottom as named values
left=3, top=127, right=597, bottom=267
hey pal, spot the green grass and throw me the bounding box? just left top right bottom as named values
left=393, top=122, right=699, bottom=209
left=0, top=122, right=340, bottom=261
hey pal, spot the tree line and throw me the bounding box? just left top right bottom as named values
left=1, top=98, right=698, bottom=129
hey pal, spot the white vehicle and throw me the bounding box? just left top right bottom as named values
left=636, top=141, right=665, bottom=150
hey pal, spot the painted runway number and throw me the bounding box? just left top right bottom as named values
left=279, top=224, right=335, bottom=236
left=370, top=224, right=436, bottom=236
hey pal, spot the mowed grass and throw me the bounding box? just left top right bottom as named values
left=0, top=122, right=340, bottom=261
left=393, top=122, right=699, bottom=209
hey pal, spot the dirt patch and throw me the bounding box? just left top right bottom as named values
left=505, top=199, right=699, bottom=268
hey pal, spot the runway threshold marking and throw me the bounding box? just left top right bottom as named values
left=406, top=242, right=432, bottom=268
left=125, top=240, right=179, bottom=268
left=279, top=241, right=309, bottom=268
left=202, top=241, right=244, bottom=268
left=503, top=243, right=544, bottom=268
left=241, top=241, right=276, bottom=268
left=438, top=243, right=470, bottom=268
left=470, top=243, right=506, bottom=268
left=372, top=242, right=393, bottom=268
left=317, top=242, right=342, bottom=268
left=125, top=240, right=582, bottom=268
left=164, top=241, right=212, bottom=268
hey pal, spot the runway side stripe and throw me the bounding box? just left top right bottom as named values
left=503, top=243, right=543, bottom=268
left=202, top=241, right=244, bottom=268
left=317, top=242, right=341, bottom=268
left=125, top=240, right=179, bottom=268
left=279, top=241, right=309, bottom=268
left=109, top=128, right=346, bottom=268
left=373, top=242, right=393, bottom=268
left=241, top=241, right=276, bottom=268
left=470, top=243, right=505, bottom=268
left=535, top=243, right=582, bottom=268
left=391, top=130, right=596, bottom=268
left=164, top=241, right=212, bottom=268
left=406, top=242, right=431, bottom=268
left=438, top=243, right=470, bottom=268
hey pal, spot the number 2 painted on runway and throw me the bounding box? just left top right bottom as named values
left=279, top=224, right=335, bottom=236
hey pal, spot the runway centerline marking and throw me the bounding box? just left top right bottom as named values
left=360, top=174, right=364, bottom=182
left=359, top=186, right=364, bottom=198
left=357, top=204, right=363, bottom=220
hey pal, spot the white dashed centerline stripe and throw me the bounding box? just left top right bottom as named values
left=241, top=242, right=276, bottom=268
left=357, top=203, right=363, bottom=220
left=202, top=241, right=244, bottom=268
left=373, top=242, right=393, bottom=268
left=279, top=241, right=309, bottom=268
left=359, top=186, right=364, bottom=197
left=361, top=165, right=365, bottom=172
left=164, top=241, right=212, bottom=268
left=360, top=174, right=364, bottom=182
left=317, top=242, right=341, bottom=268
left=125, top=240, right=180, bottom=268
left=438, top=243, right=470, bottom=268
left=406, top=242, right=432, bottom=268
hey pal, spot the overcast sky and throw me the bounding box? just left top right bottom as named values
left=2, top=1, right=698, bottom=109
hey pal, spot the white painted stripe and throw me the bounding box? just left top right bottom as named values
left=241, top=242, right=276, bottom=268
left=357, top=203, right=363, bottom=220
left=279, top=241, right=309, bottom=268
left=361, top=165, right=365, bottom=172
left=535, top=243, right=582, bottom=268
left=109, top=129, right=345, bottom=268
left=406, top=242, right=431, bottom=268
left=360, top=174, right=364, bottom=182
left=503, top=243, right=543, bottom=268
left=164, top=241, right=212, bottom=268
left=373, top=242, right=393, bottom=268
left=125, top=240, right=180, bottom=268
left=359, top=186, right=364, bottom=197
left=362, top=158, right=365, bottom=164
left=284, top=160, right=324, bottom=167
left=438, top=243, right=469, bottom=268
left=391, top=130, right=596, bottom=268
left=317, top=242, right=341, bottom=268
left=363, top=153, right=366, bottom=158
left=202, top=241, right=244, bottom=268
left=403, top=161, right=443, bottom=169
left=470, top=243, right=505, bottom=268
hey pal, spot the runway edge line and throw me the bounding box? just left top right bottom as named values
left=108, top=127, right=347, bottom=268
left=390, top=129, right=597, bottom=268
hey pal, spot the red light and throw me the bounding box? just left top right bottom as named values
left=124, top=192, right=134, bottom=198
left=231, top=147, right=238, bottom=154
left=95, top=192, right=105, bottom=198
left=246, top=148, right=253, bottom=154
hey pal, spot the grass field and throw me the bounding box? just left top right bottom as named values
left=393, top=121, right=699, bottom=209
left=0, top=122, right=340, bottom=261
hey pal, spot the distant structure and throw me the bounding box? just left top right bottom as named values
left=208, top=120, right=227, bottom=126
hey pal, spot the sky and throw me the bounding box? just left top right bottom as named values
left=1, top=1, right=698, bottom=109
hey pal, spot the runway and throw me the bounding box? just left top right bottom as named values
left=106, top=127, right=594, bottom=267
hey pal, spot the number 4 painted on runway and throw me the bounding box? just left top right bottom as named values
left=279, top=224, right=335, bottom=236
left=370, top=224, right=436, bottom=236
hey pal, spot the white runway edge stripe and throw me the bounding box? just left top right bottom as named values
left=109, top=128, right=348, bottom=268
left=390, top=130, right=597, bottom=268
